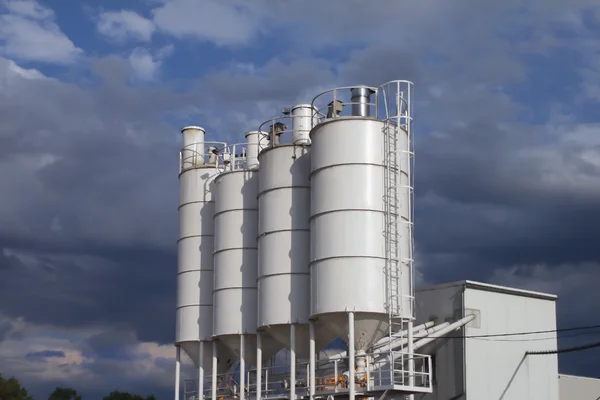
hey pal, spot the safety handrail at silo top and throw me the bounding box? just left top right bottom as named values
left=258, top=106, right=316, bottom=148
left=309, top=80, right=414, bottom=126
left=179, top=141, right=228, bottom=173
left=310, top=85, right=379, bottom=122
left=258, top=116, right=293, bottom=148
left=214, top=142, right=251, bottom=172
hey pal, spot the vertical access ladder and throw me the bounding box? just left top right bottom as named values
left=383, top=85, right=415, bottom=386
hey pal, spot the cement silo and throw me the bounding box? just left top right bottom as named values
left=255, top=105, right=338, bottom=400
left=176, top=126, right=234, bottom=399
left=308, top=82, right=416, bottom=398
left=256, top=113, right=311, bottom=351
left=212, top=131, right=270, bottom=386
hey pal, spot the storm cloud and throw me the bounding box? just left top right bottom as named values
left=1, top=0, right=600, bottom=397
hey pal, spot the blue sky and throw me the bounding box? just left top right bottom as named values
left=1, top=0, right=600, bottom=398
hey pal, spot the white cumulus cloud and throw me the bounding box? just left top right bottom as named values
left=128, top=45, right=173, bottom=81
left=151, top=0, right=268, bottom=46
left=96, top=9, right=155, bottom=43
left=0, top=0, right=82, bottom=64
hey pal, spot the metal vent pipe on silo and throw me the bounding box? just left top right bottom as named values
left=350, top=86, right=376, bottom=117
left=176, top=126, right=235, bottom=400
left=244, top=130, right=268, bottom=170
left=290, top=104, right=318, bottom=145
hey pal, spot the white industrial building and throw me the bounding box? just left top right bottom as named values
left=174, top=80, right=600, bottom=400
left=415, top=281, right=559, bottom=399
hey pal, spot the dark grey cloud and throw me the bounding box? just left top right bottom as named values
left=25, top=350, right=66, bottom=359
left=0, top=55, right=183, bottom=345
left=0, top=247, right=175, bottom=344
left=0, top=318, right=12, bottom=343
left=2, top=0, right=600, bottom=397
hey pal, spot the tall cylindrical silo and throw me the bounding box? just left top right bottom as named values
left=177, top=126, right=234, bottom=377
left=309, top=82, right=415, bottom=354
left=212, top=131, right=278, bottom=368
left=257, top=109, right=334, bottom=361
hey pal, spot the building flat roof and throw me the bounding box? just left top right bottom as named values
left=417, top=280, right=557, bottom=301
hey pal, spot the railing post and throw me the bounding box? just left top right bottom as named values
left=265, top=365, right=269, bottom=394
left=334, top=361, right=338, bottom=393
left=428, top=355, right=433, bottom=389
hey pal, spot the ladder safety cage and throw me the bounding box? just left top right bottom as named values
left=377, top=81, right=415, bottom=318
left=377, top=81, right=416, bottom=387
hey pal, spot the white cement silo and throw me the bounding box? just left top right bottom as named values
left=257, top=141, right=310, bottom=352
left=256, top=108, right=335, bottom=365
left=176, top=126, right=234, bottom=399
left=309, top=117, right=393, bottom=343
left=212, top=131, right=271, bottom=369
left=308, top=82, right=416, bottom=399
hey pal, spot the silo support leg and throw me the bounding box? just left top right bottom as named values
left=309, top=322, right=316, bottom=400
left=212, top=342, right=217, bottom=400
left=175, top=346, right=181, bottom=400
left=348, top=312, right=355, bottom=400
left=290, top=324, right=296, bottom=400
left=240, top=335, right=246, bottom=400
left=256, top=332, right=262, bottom=400
left=199, top=342, right=204, bottom=400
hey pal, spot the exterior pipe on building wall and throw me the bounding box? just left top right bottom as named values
left=411, top=314, right=476, bottom=352
left=369, top=322, right=451, bottom=359
left=367, top=314, right=476, bottom=376
left=321, top=320, right=438, bottom=364
left=344, top=316, right=471, bottom=376
left=372, top=321, right=439, bottom=352
left=386, top=320, right=435, bottom=341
